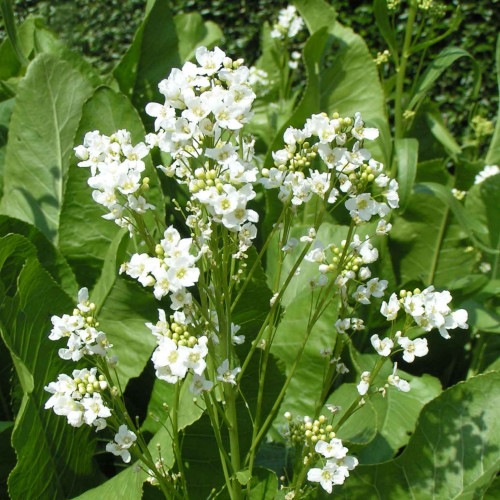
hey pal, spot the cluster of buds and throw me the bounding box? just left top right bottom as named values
left=284, top=413, right=336, bottom=445
left=146, top=309, right=198, bottom=348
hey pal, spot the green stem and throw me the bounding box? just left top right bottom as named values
left=394, top=2, right=417, bottom=141
left=172, top=381, right=188, bottom=497
left=204, top=394, right=236, bottom=499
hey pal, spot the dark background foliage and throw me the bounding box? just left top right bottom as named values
left=2, top=0, right=498, bottom=139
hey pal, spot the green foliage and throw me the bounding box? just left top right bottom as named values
left=0, top=234, right=101, bottom=499
left=0, top=0, right=499, bottom=498
left=0, top=53, right=93, bottom=243
left=339, top=371, right=500, bottom=498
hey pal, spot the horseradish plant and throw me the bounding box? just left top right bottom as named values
left=44, top=46, right=468, bottom=498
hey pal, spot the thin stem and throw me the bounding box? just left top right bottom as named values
left=394, top=2, right=417, bottom=142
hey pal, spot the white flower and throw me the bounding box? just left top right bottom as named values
left=82, top=393, right=112, bottom=425
left=376, top=219, right=392, bottom=235
left=315, top=438, right=348, bottom=459
left=388, top=363, right=410, bottom=392
left=474, top=165, right=499, bottom=184
left=334, top=318, right=350, bottom=334
left=357, top=371, right=371, bottom=395
left=352, top=112, right=379, bottom=141
left=370, top=334, right=393, bottom=357
left=397, top=336, right=429, bottom=363
left=216, top=359, right=241, bottom=385
left=282, top=238, right=298, bottom=253
left=106, top=425, right=137, bottom=463
left=345, top=193, right=378, bottom=221
left=184, top=337, right=209, bottom=375
left=381, top=293, right=400, bottom=321
left=190, top=374, right=213, bottom=395
left=479, top=262, right=491, bottom=273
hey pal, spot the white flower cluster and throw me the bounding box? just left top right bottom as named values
left=106, top=425, right=137, bottom=463
left=270, top=5, right=304, bottom=39
left=49, top=288, right=112, bottom=361
left=143, top=46, right=262, bottom=253
left=474, top=164, right=499, bottom=185
left=75, top=130, right=153, bottom=230
left=121, top=226, right=200, bottom=303
left=146, top=309, right=211, bottom=390
left=307, top=438, right=358, bottom=493
left=381, top=286, right=468, bottom=339
left=44, top=368, right=110, bottom=430
left=261, top=112, right=398, bottom=222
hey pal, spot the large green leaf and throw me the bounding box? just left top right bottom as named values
left=0, top=236, right=100, bottom=499
left=324, top=383, right=378, bottom=448
left=485, top=35, right=500, bottom=166
left=174, top=12, right=222, bottom=63
left=114, top=0, right=180, bottom=113
left=271, top=287, right=340, bottom=423
left=0, top=215, right=78, bottom=297
left=97, top=277, right=158, bottom=388
left=293, top=0, right=337, bottom=33
left=357, top=374, right=442, bottom=464
left=249, top=467, right=279, bottom=499
left=180, top=354, right=285, bottom=498
left=59, top=86, right=164, bottom=287
left=389, top=191, right=475, bottom=287
left=466, top=174, right=500, bottom=279
left=318, top=23, right=390, bottom=165
left=338, top=371, right=500, bottom=498
left=293, top=0, right=389, bottom=164
left=31, top=17, right=101, bottom=87
left=72, top=465, right=144, bottom=500
left=0, top=53, right=93, bottom=244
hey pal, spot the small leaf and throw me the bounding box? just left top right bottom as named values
left=236, top=469, right=251, bottom=486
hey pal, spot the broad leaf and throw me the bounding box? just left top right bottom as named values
left=0, top=53, right=93, bottom=244
left=339, top=371, right=500, bottom=499
left=0, top=237, right=100, bottom=499
left=59, top=86, right=164, bottom=287
left=114, top=0, right=180, bottom=114
left=389, top=192, right=475, bottom=287
left=174, top=13, right=222, bottom=62
left=249, top=467, right=279, bottom=499
left=97, top=277, right=158, bottom=388
left=271, top=287, right=340, bottom=423
left=466, top=174, right=500, bottom=279
left=0, top=215, right=78, bottom=297
left=357, top=374, right=442, bottom=464
left=486, top=34, right=500, bottom=165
